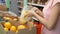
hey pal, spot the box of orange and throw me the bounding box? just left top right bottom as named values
left=0, top=16, right=36, bottom=34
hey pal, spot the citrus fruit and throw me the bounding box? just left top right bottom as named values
left=4, top=27, right=9, bottom=31
left=4, top=22, right=11, bottom=29
left=17, top=25, right=26, bottom=30
left=16, top=30, right=18, bottom=33
left=10, top=26, right=16, bottom=32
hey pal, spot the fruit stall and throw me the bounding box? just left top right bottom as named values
left=0, top=0, right=47, bottom=34
left=0, top=11, right=36, bottom=34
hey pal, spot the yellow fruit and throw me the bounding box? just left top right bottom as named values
left=10, top=26, right=16, bottom=32
left=16, top=30, right=18, bottom=33
left=17, top=25, right=26, bottom=30
left=3, top=17, right=11, bottom=20
left=4, top=22, right=11, bottom=29
left=4, top=28, right=9, bottom=31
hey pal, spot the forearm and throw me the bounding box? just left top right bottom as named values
left=33, top=13, right=53, bottom=30
left=32, top=3, right=60, bottom=30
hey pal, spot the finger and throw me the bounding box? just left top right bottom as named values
left=35, top=10, right=39, bottom=13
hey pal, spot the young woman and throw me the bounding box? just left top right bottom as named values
left=26, top=0, right=60, bottom=34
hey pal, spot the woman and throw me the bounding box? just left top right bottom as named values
left=26, top=0, right=60, bottom=34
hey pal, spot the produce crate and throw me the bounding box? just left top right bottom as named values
left=0, top=23, right=36, bottom=34
left=0, top=11, right=36, bottom=34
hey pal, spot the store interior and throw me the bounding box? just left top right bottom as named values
left=0, top=0, right=48, bottom=34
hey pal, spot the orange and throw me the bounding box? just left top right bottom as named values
left=17, top=25, right=26, bottom=30
left=4, top=28, right=9, bottom=31
left=4, top=22, right=11, bottom=29
left=16, top=30, right=18, bottom=33
left=10, top=26, right=16, bottom=32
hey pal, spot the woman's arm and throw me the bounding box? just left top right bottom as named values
left=33, top=3, right=60, bottom=30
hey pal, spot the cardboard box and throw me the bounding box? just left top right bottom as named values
left=0, top=5, right=7, bottom=11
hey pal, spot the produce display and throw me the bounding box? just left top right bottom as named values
left=0, top=5, right=34, bottom=34
left=0, top=12, right=28, bottom=33
left=0, top=16, right=27, bottom=33
left=0, top=14, right=33, bottom=34
left=2, top=22, right=26, bottom=33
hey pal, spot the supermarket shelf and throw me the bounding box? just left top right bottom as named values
left=17, top=1, right=45, bottom=7
left=28, top=3, right=45, bottom=7
left=18, top=6, right=23, bottom=8
left=17, top=1, right=22, bottom=3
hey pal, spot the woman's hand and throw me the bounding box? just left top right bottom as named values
left=25, top=7, right=43, bottom=17
left=25, top=8, right=36, bottom=17
left=33, top=7, right=42, bottom=16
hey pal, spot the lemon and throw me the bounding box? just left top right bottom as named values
left=17, top=25, right=26, bottom=30
left=4, top=28, right=9, bottom=31
left=4, top=22, right=11, bottom=29
left=10, top=26, right=16, bottom=32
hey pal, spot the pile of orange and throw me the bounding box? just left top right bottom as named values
left=2, top=16, right=26, bottom=33
left=3, top=22, right=26, bottom=33
left=3, top=16, right=18, bottom=21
